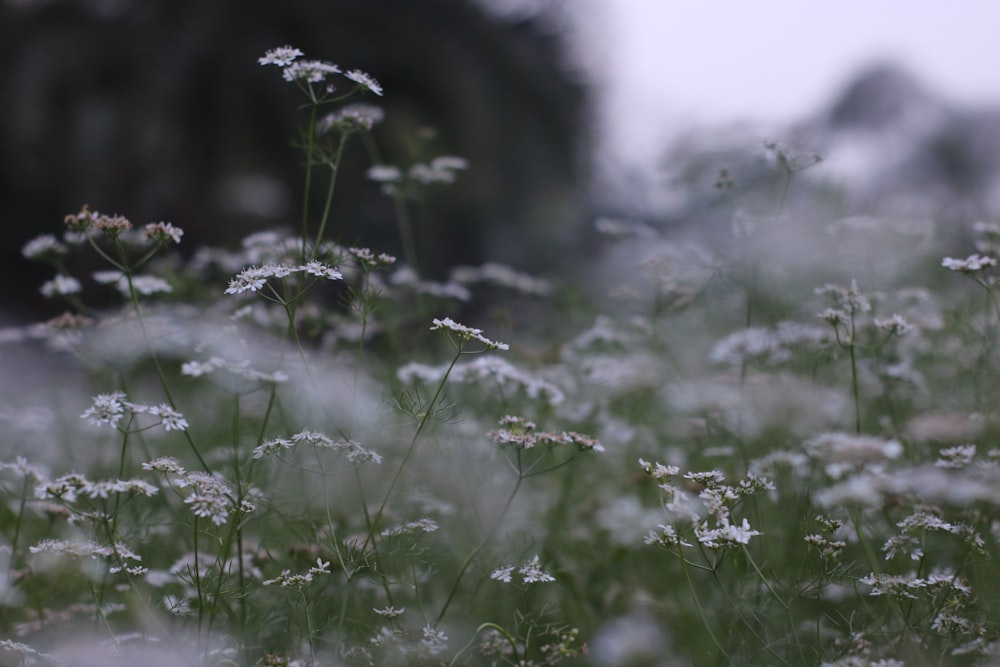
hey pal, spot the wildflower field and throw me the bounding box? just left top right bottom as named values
left=3, top=47, right=1000, bottom=667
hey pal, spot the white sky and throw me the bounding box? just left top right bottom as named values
left=583, top=1, right=1000, bottom=161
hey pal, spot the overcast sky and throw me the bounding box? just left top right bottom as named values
left=582, top=1, right=999, bottom=161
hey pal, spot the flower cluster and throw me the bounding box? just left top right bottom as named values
left=259, top=45, right=381, bottom=95
left=252, top=429, right=382, bottom=464
left=180, top=356, right=289, bottom=383
left=175, top=471, right=236, bottom=526
left=380, top=517, right=439, bottom=537
left=321, top=104, right=386, bottom=134
left=490, top=554, right=556, bottom=584
left=639, top=459, right=771, bottom=550
left=262, top=558, right=332, bottom=590
left=224, top=261, right=343, bottom=295
left=942, top=254, right=997, bottom=273
left=348, top=246, right=396, bottom=268
left=21, top=233, right=68, bottom=259
left=143, top=221, right=184, bottom=244
left=429, top=317, right=509, bottom=350
left=39, top=274, right=81, bottom=298
left=397, top=355, right=565, bottom=406
left=94, top=270, right=173, bottom=296
left=390, top=266, right=471, bottom=301
left=487, top=415, right=604, bottom=452
left=881, top=507, right=985, bottom=561
left=29, top=538, right=145, bottom=575
left=35, top=473, right=158, bottom=503
left=81, top=391, right=189, bottom=431
left=449, top=261, right=552, bottom=296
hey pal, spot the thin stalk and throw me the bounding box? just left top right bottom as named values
left=194, top=517, right=203, bottom=637
left=8, top=477, right=30, bottom=578
left=365, top=347, right=464, bottom=546
left=679, top=545, right=733, bottom=664
left=435, top=474, right=524, bottom=625
left=300, top=104, right=319, bottom=263
left=392, top=193, right=420, bottom=276
left=122, top=268, right=210, bottom=472
left=848, top=312, right=861, bottom=434
left=311, top=133, right=349, bottom=254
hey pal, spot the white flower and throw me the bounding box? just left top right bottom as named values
left=181, top=360, right=218, bottom=377
left=418, top=625, right=448, bottom=657
left=373, top=605, right=405, bottom=618
left=695, top=518, right=761, bottom=548
left=490, top=565, right=514, bottom=583
left=935, top=444, right=976, bottom=468
left=518, top=555, right=556, bottom=583
left=367, top=165, right=402, bottom=183
left=258, top=45, right=304, bottom=67
left=143, top=222, right=184, bottom=244
left=82, top=391, right=127, bottom=427
left=148, top=404, right=189, bottom=431
left=142, top=457, right=186, bottom=474
left=430, top=317, right=509, bottom=351
left=303, top=260, right=343, bottom=280
left=225, top=266, right=268, bottom=295
left=177, top=471, right=232, bottom=526
left=22, top=234, right=67, bottom=259
left=345, top=69, right=383, bottom=96
left=40, top=274, right=81, bottom=297
left=131, top=275, right=174, bottom=295
left=308, top=558, right=331, bottom=575
left=282, top=59, right=340, bottom=83
left=942, top=254, right=997, bottom=272
left=874, top=314, right=910, bottom=336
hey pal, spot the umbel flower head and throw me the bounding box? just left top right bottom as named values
left=429, top=317, right=509, bottom=351
left=258, top=45, right=382, bottom=95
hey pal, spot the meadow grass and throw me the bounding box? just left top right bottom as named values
left=2, top=47, right=1000, bottom=666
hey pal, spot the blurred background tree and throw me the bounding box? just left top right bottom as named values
left=0, top=0, right=592, bottom=319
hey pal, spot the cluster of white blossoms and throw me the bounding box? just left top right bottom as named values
left=81, top=391, right=189, bottom=432
left=224, top=261, right=343, bottom=295
left=390, top=266, right=471, bottom=301
left=252, top=429, right=382, bottom=464
left=262, top=558, right=332, bottom=590
left=366, top=156, right=468, bottom=188
left=35, top=473, right=157, bottom=503
left=39, top=273, right=81, bottom=297
left=490, top=554, right=556, bottom=584
left=21, top=233, right=68, bottom=259
left=93, top=269, right=173, bottom=296
left=709, top=322, right=829, bottom=368
left=429, top=317, right=509, bottom=351
left=881, top=508, right=985, bottom=561
left=639, top=459, right=772, bottom=550
left=486, top=415, right=604, bottom=452
left=380, top=517, right=439, bottom=537
left=29, top=538, right=145, bottom=576
left=258, top=45, right=382, bottom=96
left=141, top=458, right=249, bottom=527
left=397, top=355, right=565, bottom=406
left=860, top=568, right=972, bottom=600
left=181, top=356, right=289, bottom=384
left=941, top=254, right=997, bottom=273
left=449, top=261, right=552, bottom=296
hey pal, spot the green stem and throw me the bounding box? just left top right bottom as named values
left=312, top=133, right=349, bottom=254
left=300, top=103, right=319, bottom=263
left=122, top=266, right=211, bottom=472
left=679, top=545, right=733, bottom=664
left=393, top=193, right=420, bottom=276
left=365, top=346, right=464, bottom=546
left=435, top=474, right=524, bottom=625
left=848, top=313, right=861, bottom=434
